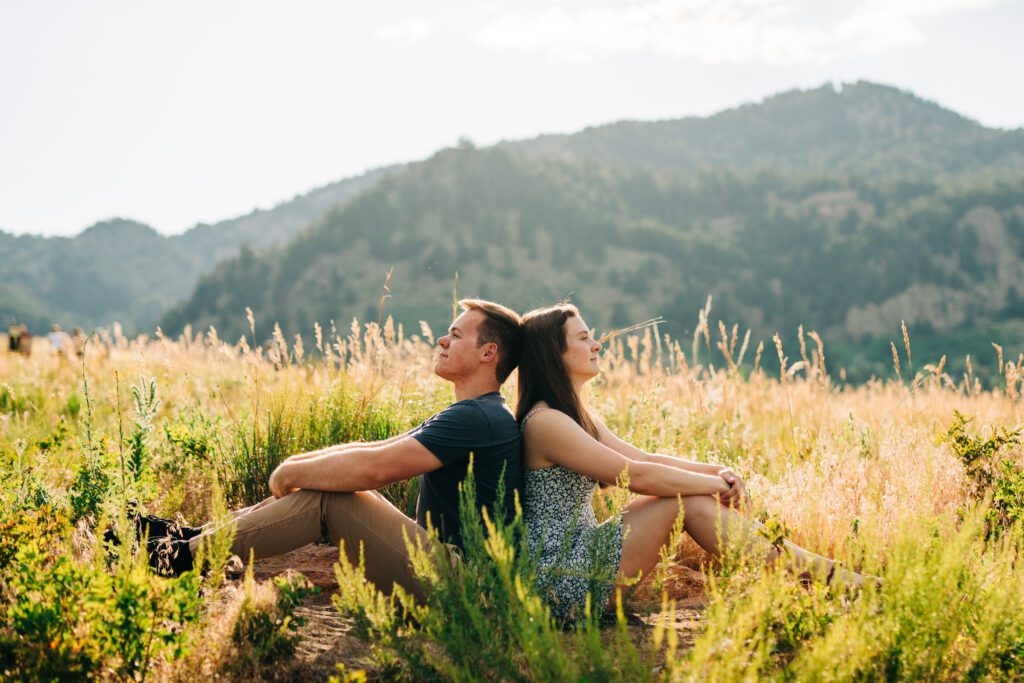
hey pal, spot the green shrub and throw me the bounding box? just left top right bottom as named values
left=126, top=374, right=160, bottom=487
left=163, top=408, right=220, bottom=471
left=333, top=469, right=659, bottom=681
left=0, top=503, right=66, bottom=570
left=35, top=417, right=70, bottom=453
left=229, top=565, right=318, bottom=669
left=682, top=510, right=1024, bottom=681
left=69, top=445, right=111, bottom=524
left=943, top=410, right=1024, bottom=539
left=62, top=392, right=82, bottom=419
left=0, top=541, right=203, bottom=680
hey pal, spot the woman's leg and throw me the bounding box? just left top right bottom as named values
left=615, top=494, right=860, bottom=603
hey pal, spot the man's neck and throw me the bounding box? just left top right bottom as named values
left=452, top=376, right=502, bottom=403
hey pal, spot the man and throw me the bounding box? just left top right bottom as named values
left=147, top=299, right=523, bottom=600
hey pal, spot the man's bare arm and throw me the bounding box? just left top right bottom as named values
left=281, top=429, right=416, bottom=464
left=269, top=436, right=442, bottom=497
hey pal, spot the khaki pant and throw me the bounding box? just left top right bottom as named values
left=189, top=490, right=435, bottom=601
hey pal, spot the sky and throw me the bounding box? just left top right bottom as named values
left=1, top=0, right=1022, bottom=238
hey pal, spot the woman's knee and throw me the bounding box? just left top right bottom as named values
left=681, top=494, right=717, bottom=507
left=635, top=495, right=687, bottom=529
left=681, top=494, right=720, bottom=519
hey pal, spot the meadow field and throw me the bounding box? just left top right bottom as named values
left=2, top=311, right=1024, bottom=681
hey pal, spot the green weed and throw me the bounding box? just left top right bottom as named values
left=943, top=410, right=1024, bottom=539
left=333, top=470, right=661, bottom=681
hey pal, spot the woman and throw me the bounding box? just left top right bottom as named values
left=517, top=303, right=865, bottom=623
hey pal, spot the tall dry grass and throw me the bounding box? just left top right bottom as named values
left=2, top=308, right=1024, bottom=679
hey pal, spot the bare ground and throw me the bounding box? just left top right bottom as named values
left=235, top=544, right=709, bottom=681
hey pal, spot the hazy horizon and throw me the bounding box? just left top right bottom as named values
left=2, top=1, right=1021, bottom=238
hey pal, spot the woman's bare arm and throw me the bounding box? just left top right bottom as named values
left=592, top=415, right=747, bottom=506
left=523, top=410, right=729, bottom=498
left=593, top=417, right=724, bottom=475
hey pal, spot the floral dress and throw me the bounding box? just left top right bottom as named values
left=521, top=408, right=624, bottom=623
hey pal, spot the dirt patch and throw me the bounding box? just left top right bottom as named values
left=250, top=543, right=341, bottom=590
left=239, top=544, right=708, bottom=680
left=243, top=543, right=374, bottom=680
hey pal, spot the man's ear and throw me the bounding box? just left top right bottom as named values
left=480, top=342, right=498, bottom=362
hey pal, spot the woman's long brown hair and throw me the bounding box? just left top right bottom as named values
left=515, top=303, right=599, bottom=439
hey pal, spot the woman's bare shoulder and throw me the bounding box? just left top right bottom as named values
left=522, top=402, right=566, bottom=425
left=522, top=405, right=590, bottom=441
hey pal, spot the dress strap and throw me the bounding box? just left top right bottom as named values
left=520, top=406, right=549, bottom=432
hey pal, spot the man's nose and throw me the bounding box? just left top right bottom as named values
left=438, top=335, right=449, bottom=347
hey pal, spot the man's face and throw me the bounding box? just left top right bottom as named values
left=434, top=309, right=492, bottom=381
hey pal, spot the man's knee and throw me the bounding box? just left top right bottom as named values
left=281, top=489, right=325, bottom=513
left=320, top=491, right=376, bottom=544
left=320, top=490, right=363, bottom=511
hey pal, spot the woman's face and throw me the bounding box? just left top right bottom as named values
left=561, top=315, right=602, bottom=384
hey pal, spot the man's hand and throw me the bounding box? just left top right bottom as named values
left=717, top=467, right=748, bottom=508
left=269, top=464, right=296, bottom=499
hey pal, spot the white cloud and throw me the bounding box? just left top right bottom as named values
left=376, top=17, right=432, bottom=43
left=473, top=0, right=1006, bottom=65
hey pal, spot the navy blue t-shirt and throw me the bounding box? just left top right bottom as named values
left=411, top=392, right=522, bottom=549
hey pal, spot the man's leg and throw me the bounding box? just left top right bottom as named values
left=188, top=489, right=435, bottom=601
left=193, top=496, right=277, bottom=533
left=137, top=498, right=276, bottom=543
left=321, top=490, right=435, bottom=603
left=189, top=490, right=324, bottom=559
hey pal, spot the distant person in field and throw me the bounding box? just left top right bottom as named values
left=71, top=327, right=88, bottom=358
left=47, top=323, right=70, bottom=356
left=516, top=303, right=868, bottom=623
left=7, top=324, right=21, bottom=353
left=138, top=299, right=523, bottom=599
left=12, top=324, right=32, bottom=356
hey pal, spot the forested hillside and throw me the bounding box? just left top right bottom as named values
left=170, top=167, right=390, bottom=270
left=0, top=219, right=200, bottom=334
left=8, top=80, right=1024, bottom=380
left=0, top=169, right=390, bottom=334
left=161, top=142, right=1024, bottom=381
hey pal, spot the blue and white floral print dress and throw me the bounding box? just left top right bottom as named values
left=521, top=407, right=624, bottom=623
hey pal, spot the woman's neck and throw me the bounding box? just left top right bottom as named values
left=570, top=377, right=587, bottom=398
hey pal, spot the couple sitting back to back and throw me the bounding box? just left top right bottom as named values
left=145, top=298, right=864, bottom=622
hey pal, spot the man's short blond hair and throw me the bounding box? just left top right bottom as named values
left=459, top=299, right=523, bottom=383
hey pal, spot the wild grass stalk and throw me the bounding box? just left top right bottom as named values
left=3, top=305, right=1024, bottom=678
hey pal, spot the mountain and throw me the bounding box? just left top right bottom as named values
left=0, top=168, right=393, bottom=334
left=506, top=81, right=1024, bottom=176
left=0, top=219, right=199, bottom=334
left=160, top=142, right=1024, bottom=382
left=8, top=80, right=1024, bottom=382
left=170, top=167, right=391, bottom=270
